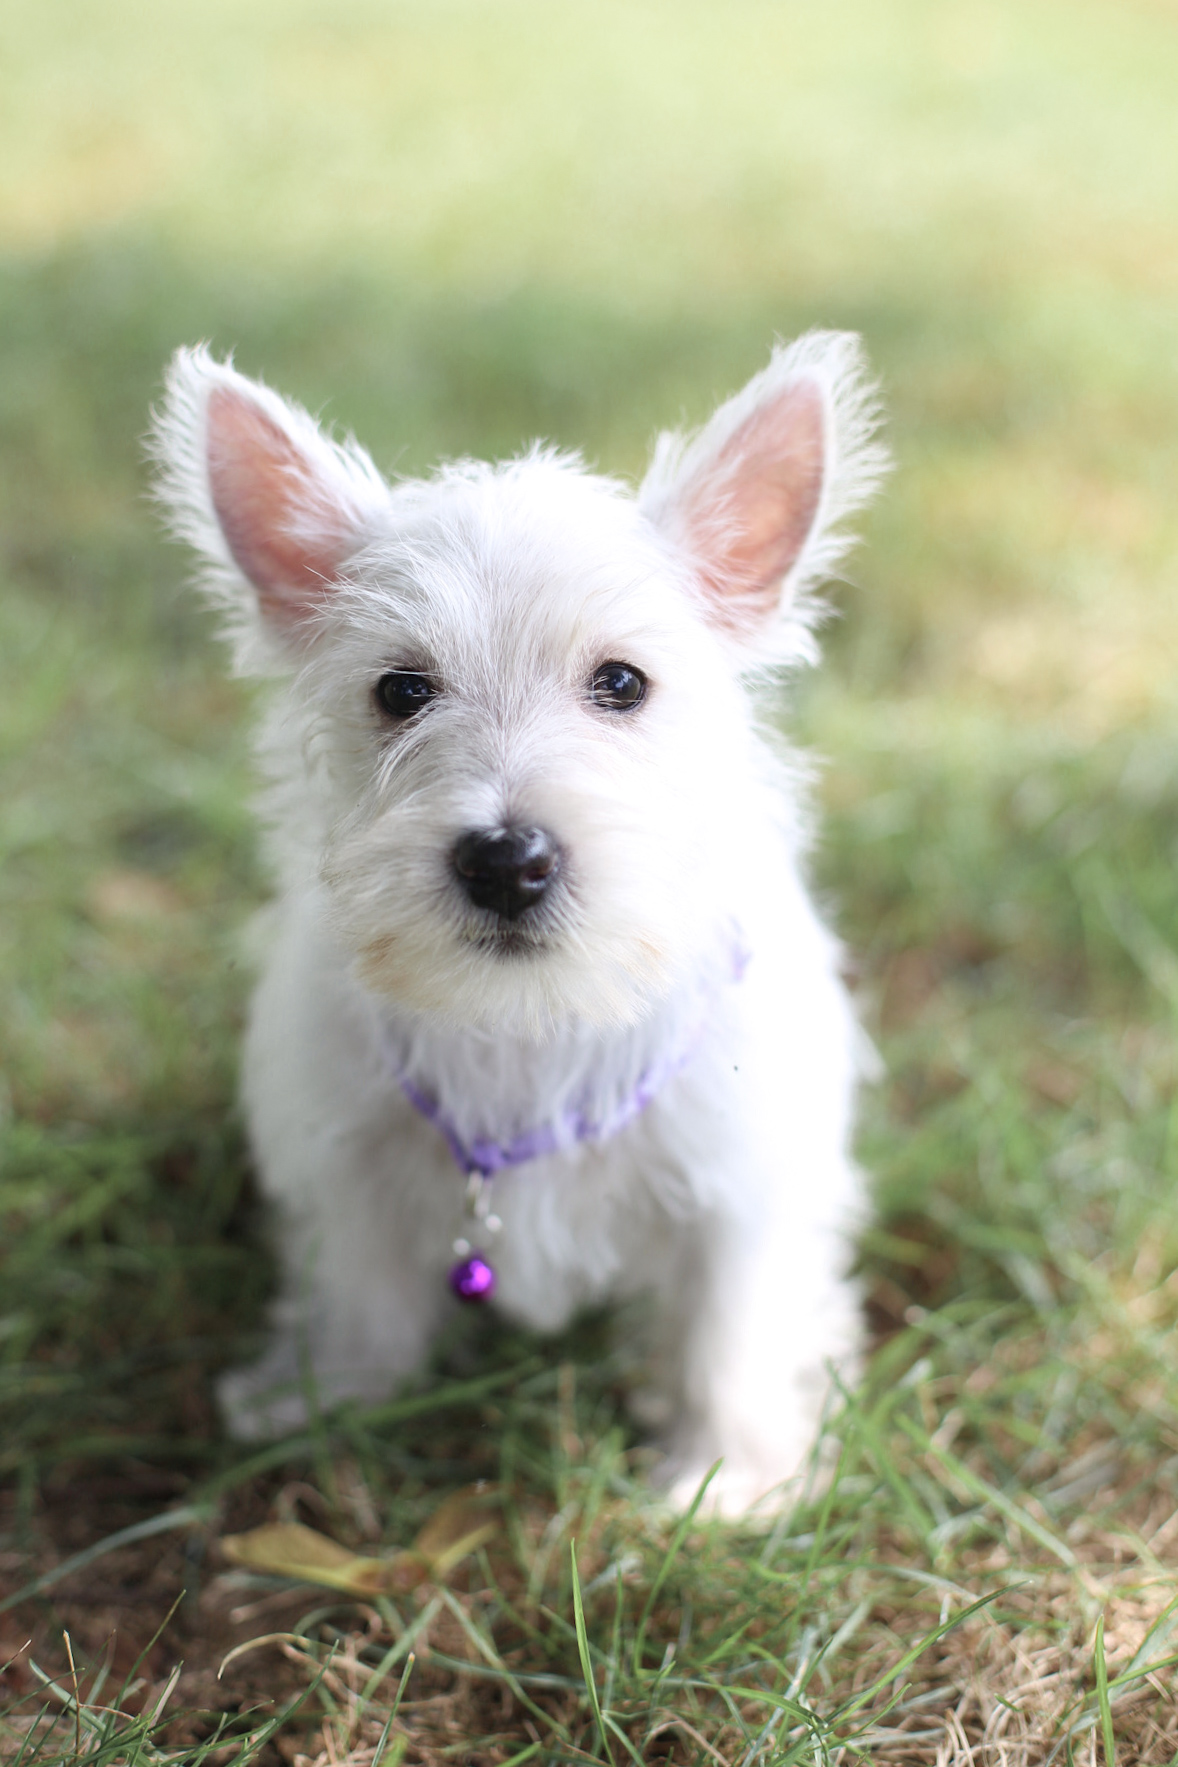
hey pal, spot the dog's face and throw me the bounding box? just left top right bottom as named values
left=305, top=466, right=754, bottom=1034
left=153, top=338, right=882, bottom=1035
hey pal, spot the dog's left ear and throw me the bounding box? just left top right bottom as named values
left=640, top=332, right=886, bottom=655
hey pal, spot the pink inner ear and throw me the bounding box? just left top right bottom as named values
left=690, top=379, right=826, bottom=624
left=207, top=388, right=352, bottom=621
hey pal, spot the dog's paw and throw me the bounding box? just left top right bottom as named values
left=657, top=1425, right=841, bottom=1520
left=660, top=1457, right=798, bottom=1521
left=216, top=1364, right=309, bottom=1434
left=217, top=1337, right=403, bottom=1440
left=217, top=1352, right=309, bottom=1441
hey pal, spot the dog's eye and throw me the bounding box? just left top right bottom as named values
left=375, top=672, right=436, bottom=719
left=589, top=662, right=646, bottom=711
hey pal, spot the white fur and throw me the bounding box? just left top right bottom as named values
left=150, top=333, right=886, bottom=1515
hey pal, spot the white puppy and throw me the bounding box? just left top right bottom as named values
left=152, top=334, right=885, bottom=1514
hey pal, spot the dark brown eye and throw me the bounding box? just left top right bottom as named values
left=375, top=672, right=435, bottom=719
left=589, top=661, right=646, bottom=710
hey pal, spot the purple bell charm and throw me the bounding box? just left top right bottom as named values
left=449, top=1253, right=496, bottom=1302
left=449, top=1174, right=499, bottom=1301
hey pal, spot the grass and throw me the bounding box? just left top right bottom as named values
left=5, top=0, right=1178, bottom=1760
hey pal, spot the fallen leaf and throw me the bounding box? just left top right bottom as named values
left=221, top=1522, right=400, bottom=1594
left=220, top=1486, right=499, bottom=1597
left=412, top=1486, right=500, bottom=1578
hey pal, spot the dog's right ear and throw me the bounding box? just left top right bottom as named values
left=150, top=346, right=389, bottom=655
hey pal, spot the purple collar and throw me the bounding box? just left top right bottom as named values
left=399, top=1039, right=692, bottom=1177
left=395, top=936, right=750, bottom=1178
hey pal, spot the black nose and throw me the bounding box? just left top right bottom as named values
left=452, top=826, right=561, bottom=920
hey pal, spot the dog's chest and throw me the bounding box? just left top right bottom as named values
left=376, top=932, right=746, bottom=1179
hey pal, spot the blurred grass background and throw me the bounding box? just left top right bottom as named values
left=6, top=1, right=1178, bottom=1759
left=6, top=0, right=1178, bottom=1115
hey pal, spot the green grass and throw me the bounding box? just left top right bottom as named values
left=5, top=1, right=1178, bottom=1760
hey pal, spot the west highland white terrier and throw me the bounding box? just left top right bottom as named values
left=152, top=332, right=886, bottom=1514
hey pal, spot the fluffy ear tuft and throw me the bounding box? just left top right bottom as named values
left=149, top=346, right=390, bottom=660
left=640, top=331, right=887, bottom=661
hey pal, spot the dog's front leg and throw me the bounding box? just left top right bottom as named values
left=218, top=1129, right=457, bottom=1439
left=658, top=1186, right=862, bottom=1516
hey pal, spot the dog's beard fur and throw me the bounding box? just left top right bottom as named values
left=324, top=793, right=679, bottom=1039
left=317, top=710, right=732, bottom=1040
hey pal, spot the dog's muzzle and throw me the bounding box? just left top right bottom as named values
left=452, top=825, right=562, bottom=921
